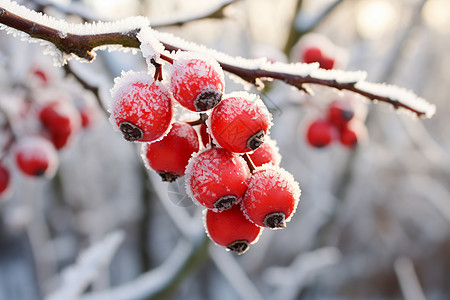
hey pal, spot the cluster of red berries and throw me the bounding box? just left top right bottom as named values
left=110, top=49, right=301, bottom=254
left=0, top=63, right=97, bottom=198
left=306, top=99, right=365, bottom=148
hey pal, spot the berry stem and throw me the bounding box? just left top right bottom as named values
left=186, top=113, right=208, bottom=126
left=242, top=153, right=256, bottom=173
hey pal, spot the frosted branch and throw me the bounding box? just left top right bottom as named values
left=0, top=0, right=435, bottom=118
left=46, top=230, right=125, bottom=300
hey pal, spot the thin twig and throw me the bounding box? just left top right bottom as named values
left=63, top=63, right=108, bottom=116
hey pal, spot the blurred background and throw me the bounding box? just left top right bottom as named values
left=0, top=0, right=449, bottom=299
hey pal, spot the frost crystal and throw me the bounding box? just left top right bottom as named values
left=137, top=26, right=166, bottom=66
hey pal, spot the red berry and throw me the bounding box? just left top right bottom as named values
left=241, top=166, right=301, bottom=229
left=186, top=147, right=250, bottom=211
left=248, top=136, right=281, bottom=167
left=327, top=100, right=355, bottom=128
left=39, top=101, right=81, bottom=149
left=339, top=124, right=358, bottom=147
left=0, top=163, right=11, bottom=196
left=142, top=121, right=200, bottom=182
left=209, top=93, right=272, bottom=153
left=15, top=137, right=58, bottom=178
left=302, top=47, right=322, bottom=64
left=170, top=52, right=224, bottom=112
left=204, top=205, right=262, bottom=255
left=302, top=47, right=335, bottom=70
left=306, top=119, right=336, bottom=148
left=110, top=72, right=173, bottom=142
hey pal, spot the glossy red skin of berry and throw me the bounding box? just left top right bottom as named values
left=339, top=125, right=358, bottom=147
left=327, top=100, right=355, bottom=128
left=205, top=205, right=262, bottom=253
left=242, top=167, right=300, bottom=228
left=171, top=58, right=224, bottom=112
left=39, top=101, right=80, bottom=149
left=143, top=121, right=199, bottom=181
left=15, top=137, right=58, bottom=178
left=302, top=47, right=335, bottom=70
left=0, top=164, right=10, bottom=196
left=210, top=95, right=272, bottom=153
left=306, top=119, right=336, bottom=148
left=248, top=137, right=280, bottom=167
left=111, top=78, right=173, bottom=142
left=186, top=147, right=250, bottom=211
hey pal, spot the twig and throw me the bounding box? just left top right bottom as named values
left=150, top=0, right=237, bottom=28
left=0, top=3, right=435, bottom=118
left=394, top=257, right=427, bottom=300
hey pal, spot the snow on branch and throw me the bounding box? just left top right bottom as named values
left=0, top=0, right=436, bottom=118
left=46, top=230, right=125, bottom=300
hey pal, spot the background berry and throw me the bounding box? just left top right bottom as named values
left=14, top=136, right=58, bottom=178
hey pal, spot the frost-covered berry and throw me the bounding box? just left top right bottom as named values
left=14, top=136, right=58, bottom=178
left=142, top=121, right=200, bottom=182
left=39, top=101, right=81, bottom=149
left=204, top=205, right=262, bottom=255
left=306, top=119, right=336, bottom=148
left=241, top=166, right=300, bottom=229
left=0, top=163, right=11, bottom=196
left=339, top=124, right=358, bottom=147
left=110, top=71, right=173, bottom=142
left=248, top=136, right=281, bottom=167
left=327, top=100, right=355, bottom=128
left=186, top=147, right=250, bottom=211
left=170, top=52, right=224, bottom=112
left=209, top=92, right=272, bottom=153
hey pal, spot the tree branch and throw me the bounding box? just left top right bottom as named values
left=0, top=4, right=435, bottom=118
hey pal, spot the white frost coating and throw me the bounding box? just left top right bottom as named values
left=310, top=69, right=367, bottom=84
left=137, top=26, right=166, bottom=65
left=46, top=230, right=125, bottom=300
left=355, top=81, right=436, bottom=118
left=262, top=61, right=319, bottom=78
